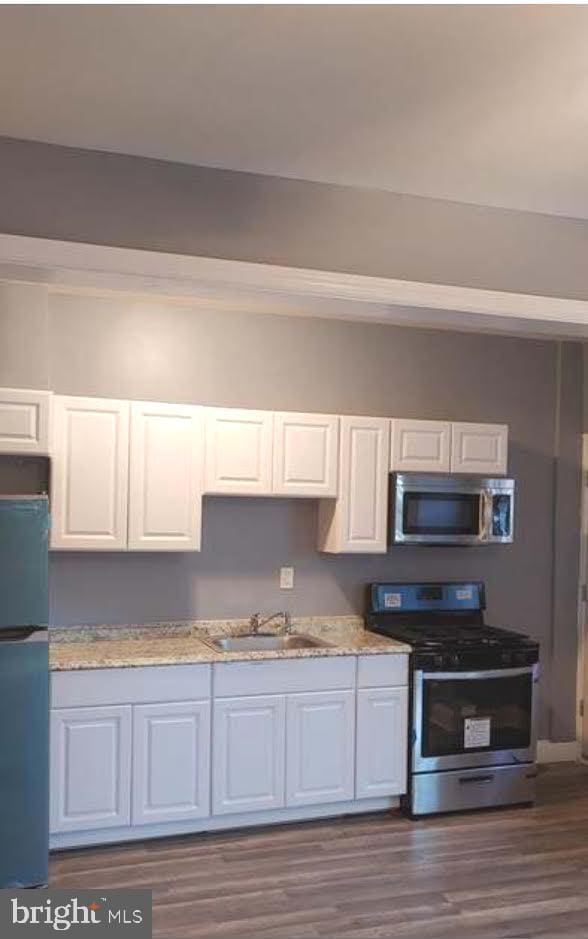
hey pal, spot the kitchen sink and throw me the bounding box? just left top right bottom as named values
left=202, top=633, right=331, bottom=653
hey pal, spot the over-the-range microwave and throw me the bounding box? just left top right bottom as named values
left=392, top=473, right=515, bottom=545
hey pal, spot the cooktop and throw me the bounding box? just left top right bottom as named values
left=365, top=581, right=539, bottom=670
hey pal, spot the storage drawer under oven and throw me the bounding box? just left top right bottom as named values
left=410, top=763, right=537, bottom=816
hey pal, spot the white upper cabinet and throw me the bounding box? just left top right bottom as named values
left=50, top=396, right=130, bottom=550
left=128, top=402, right=203, bottom=551
left=451, top=422, right=508, bottom=475
left=390, top=419, right=451, bottom=473
left=318, top=416, right=389, bottom=554
left=0, top=387, right=52, bottom=455
left=273, top=412, right=339, bottom=497
left=204, top=407, right=273, bottom=495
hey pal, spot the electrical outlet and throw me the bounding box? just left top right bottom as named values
left=279, top=566, right=294, bottom=590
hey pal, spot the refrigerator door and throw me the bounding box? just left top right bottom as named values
left=0, top=497, right=49, bottom=627
left=0, top=630, right=49, bottom=886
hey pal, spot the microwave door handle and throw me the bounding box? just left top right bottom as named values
left=480, top=490, right=491, bottom=541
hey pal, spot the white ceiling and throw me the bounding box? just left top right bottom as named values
left=1, top=5, right=588, bottom=219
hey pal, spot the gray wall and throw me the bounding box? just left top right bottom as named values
left=2, top=136, right=588, bottom=300
left=0, top=285, right=582, bottom=740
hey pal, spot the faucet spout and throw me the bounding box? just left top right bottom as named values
left=249, top=611, right=292, bottom=634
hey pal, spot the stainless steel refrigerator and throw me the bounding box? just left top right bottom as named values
left=0, top=496, right=49, bottom=887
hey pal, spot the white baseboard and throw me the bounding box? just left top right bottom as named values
left=537, top=739, right=580, bottom=763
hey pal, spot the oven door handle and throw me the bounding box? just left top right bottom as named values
left=420, top=666, right=537, bottom=681
left=459, top=774, right=495, bottom=785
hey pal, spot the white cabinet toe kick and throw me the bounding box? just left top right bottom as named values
left=49, top=655, right=408, bottom=849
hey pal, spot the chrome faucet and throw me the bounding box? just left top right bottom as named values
left=249, top=611, right=292, bottom=635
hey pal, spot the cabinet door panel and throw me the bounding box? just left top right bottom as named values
left=50, top=706, right=131, bottom=832
left=132, top=701, right=210, bottom=824
left=50, top=396, right=129, bottom=550
left=286, top=691, right=355, bottom=807
left=356, top=687, right=408, bottom=798
left=390, top=419, right=451, bottom=473
left=451, top=423, right=508, bottom=475
left=213, top=695, right=285, bottom=814
left=273, top=412, right=338, bottom=496
left=204, top=408, right=273, bottom=495
left=318, top=416, right=389, bottom=553
left=0, top=387, right=51, bottom=455
left=128, top=402, right=203, bottom=551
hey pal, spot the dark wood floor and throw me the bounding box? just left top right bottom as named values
left=51, top=762, right=588, bottom=939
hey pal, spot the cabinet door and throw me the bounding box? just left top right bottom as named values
left=286, top=691, right=355, bottom=807
left=128, top=402, right=203, bottom=551
left=204, top=408, right=273, bottom=495
left=356, top=687, right=408, bottom=799
left=50, top=706, right=131, bottom=832
left=451, top=422, right=508, bottom=475
left=273, top=412, right=339, bottom=497
left=132, top=701, right=210, bottom=825
left=318, top=416, right=389, bottom=553
left=390, top=419, right=451, bottom=473
left=50, top=396, right=130, bottom=550
left=213, top=695, right=285, bottom=814
left=0, top=387, right=52, bottom=455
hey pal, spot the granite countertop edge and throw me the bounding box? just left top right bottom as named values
left=48, top=616, right=411, bottom=671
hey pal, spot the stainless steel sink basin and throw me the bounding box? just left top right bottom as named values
left=204, top=633, right=330, bottom=653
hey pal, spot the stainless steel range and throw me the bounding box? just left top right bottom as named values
left=365, top=581, right=539, bottom=817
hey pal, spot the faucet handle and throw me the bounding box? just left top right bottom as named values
left=283, top=611, right=292, bottom=634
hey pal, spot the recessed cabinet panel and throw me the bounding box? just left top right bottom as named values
left=132, top=701, right=210, bottom=825
left=50, top=396, right=130, bottom=550
left=128, top=402, right=203, bottom=551
left=356, top=687, right=408, bottom=799
left=204, top=408, right=273, bottom=495
left=273, top=413, right=339, bottom=497
left=390, top=419, right=451, bottom=473
left=318, top=416, right=389, bottom=553
left=451, top=423, right=508, bottom=475
left=50, top=706, right=131, bottom=833
left=213, top=695, right=286, bottom=814
left=286, top=691, right=355, bottom=807
left=0, top=387, right=52, bottom=455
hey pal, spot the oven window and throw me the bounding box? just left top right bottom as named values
left=403, top=492, right=481, bottom=536
left=422, top=673, right=533, bottom=756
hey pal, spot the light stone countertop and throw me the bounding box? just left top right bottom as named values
left=49, top=616, right=410, bottom=671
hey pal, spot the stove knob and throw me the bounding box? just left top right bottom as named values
left=501, top=651, right=512, bottom=666
left=434, top=654, right=444, bottom=669
left=448, top=653, right=460, bottom=669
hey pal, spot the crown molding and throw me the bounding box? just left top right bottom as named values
left=0, top=233, right=587, bottom=338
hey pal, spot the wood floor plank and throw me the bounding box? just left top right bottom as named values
left=50, top=762, right=588, bottom=938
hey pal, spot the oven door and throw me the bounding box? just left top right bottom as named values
left=412, top=666, right=538, bottom=772
left=394, top=475, right=488, bottom=545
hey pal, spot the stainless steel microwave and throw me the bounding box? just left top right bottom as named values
left=392, top=474, right=515, bottom=545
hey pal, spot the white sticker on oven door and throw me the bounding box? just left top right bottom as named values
left=384, top=592, right=402, bottom=609
left=464, top=717, right=491, bottom=749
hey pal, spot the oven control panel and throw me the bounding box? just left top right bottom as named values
left=369, top=582, right=485, bottom=614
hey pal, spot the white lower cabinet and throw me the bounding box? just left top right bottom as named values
left=356, top=687, right=408, bottom=798
left=50, top=655, right=409, bottom=846
left=50, top=705, right=132, bottom=832
left=213, top=695, right=286, bottom=815
left=286, top=691, right=355, bottom=807
left=132, top=701, right=211, bottom=825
